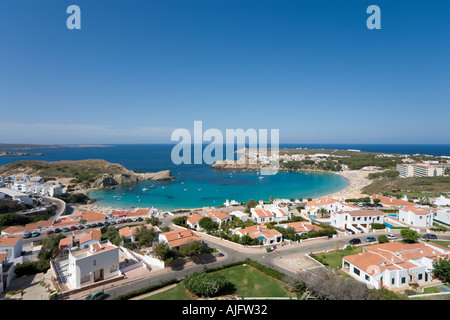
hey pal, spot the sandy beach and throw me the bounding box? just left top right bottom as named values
left=327, top=169, right=374, bottom=198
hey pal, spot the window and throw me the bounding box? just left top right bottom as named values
left=354, top=267, right=360, bottom=276
left=110, top=265, right=118, bottom=273
left=365, top=274, right=370, bottom=281
left=93, top=260, right=96, bottom=266
left=418, top=273, right=423, bottom=280
left=401, top=277, right=406, bottom=284
left=391, top=278, right=395, bottom=285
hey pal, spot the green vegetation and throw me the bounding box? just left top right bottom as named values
left=0, top=212, right=47, bottom=232
left=432, top=257, right=450, bottom=283
left=362, top=176, right=450, bottom=195
left=55, top=193, right=90, bottom=204
left=310, top=245, right=364, bottom=269
left=400, top=228, right=420, bottom=243
left=377, top=234, right=389, bottom=244
left=368, top=169, right=400, bottom=180
left=183, top=272, right=232, bottom=297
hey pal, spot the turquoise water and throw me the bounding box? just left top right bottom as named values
left=0, top=144, right=352, bottom=210
left=88, top=170, right=348, bottom=210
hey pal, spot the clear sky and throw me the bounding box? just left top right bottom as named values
left=0, top=0, right=449, bottom=144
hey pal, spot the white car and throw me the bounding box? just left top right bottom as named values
left=387, top=234, right=397, bottom=240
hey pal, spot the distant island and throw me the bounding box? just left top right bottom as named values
left=0, top=143, right=111, bottom=151
left=0, top=151, right=43, bottom=157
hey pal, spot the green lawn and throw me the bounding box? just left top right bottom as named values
left=142, top=283, right=193, bottom=300
left=142, top=265, right=291, bottom=300
left=430, top=240, right=450, bottom=248
left=311, top=246, right=364, bottom=269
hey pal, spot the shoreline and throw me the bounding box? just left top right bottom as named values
left=73, top=169, right=373, bottom=215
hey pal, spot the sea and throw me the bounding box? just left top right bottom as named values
left=1, top=144, right=449, bottom=210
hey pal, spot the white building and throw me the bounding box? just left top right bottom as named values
left=0, top=188, right=35, bottom=205
left=250, top=207, right=275, bottom=224
left=430, top=195, right=450, bottom=206
left=229, top=210, right=249, bottom=222
left=304, top=198, right=359, bottom=216
left=0, top=235, right=23, bottom=263
left=397, top=164, right=414, bottom=177
left=330, top=210, right=384, bottom=233
left=343, top=242, right=450, bottom=289
left=431, top=208, right=450, bottom=226
left=0, top=253, right=15, bottom=293
left=399, top=206, right=433, bottom=228
left=235, top=224, right=282, bottom=246
left=66, top=241, right=120, bottom=289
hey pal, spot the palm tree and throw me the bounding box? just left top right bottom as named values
left=318, top=207, right=330, bottom=218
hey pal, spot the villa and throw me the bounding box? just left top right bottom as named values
left=398, top=206, right=433, bottom=228
left=250, top=207, right=274, bottom=224
left=53, top=211, right=106, bottom=228
left=0, top=253, right=14, bottom=293
left=370, top=194, right=413, bottom=209
left=304, top=198, right=359, bottom=216
left=158, top=228, right=201, bottom=249
left=343, top=242, right=450, bottom=290
left=64, top=241, right=121, bottom=290
left=118, top=224, right=160, bottom=243
left=432, top=207, right=450, bottom=226
left=278, top=221, right=324, bottom=236
left=235, top=224, right=282, bottom=246
left=331, top=209, right=384, bottom=233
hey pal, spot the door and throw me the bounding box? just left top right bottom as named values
left=94, top=269, right=104, bottom=282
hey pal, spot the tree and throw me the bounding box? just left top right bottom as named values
left=400, top=228, right=420, bottom=243
left=270, top=195, right=274, bottom=203
left=178, top=241, right=205, bottom=257
left=244, top=199, right=258, bottom=213
left=373, top=198, right=381, bottom=206
left=199, top=217, right=219, bottom=233
left=377, top=234, right=389, bottom=244
left=38, top=234, right=66, bottom=260
left=154, top=243, right=175, bottom=263
left=134, top=226, right=155, bottom=247
left=432, top=257, right=450, bottom=283
left=318, top=207, right=330, bottom=218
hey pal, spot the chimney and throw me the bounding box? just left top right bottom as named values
left=178, top=232, right=181, bottom=238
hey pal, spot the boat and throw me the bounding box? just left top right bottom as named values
left=259, top=176, right=264, bottom=179
left=142, top=188, right=148, bottom=191
left=198, top=189, right=202, bottom=191
left=184, top=188, right=188, bottom=191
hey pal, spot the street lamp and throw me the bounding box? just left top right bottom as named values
left=89, top=272, right=92, bottom=294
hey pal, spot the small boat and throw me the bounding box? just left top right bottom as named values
left=184, top=188, right=188, bottom=191
left=198, top=189, right=202, bottom=191
left=259, top=176, right=264, bottom=179
left=142, top=188, right=148, bottom=191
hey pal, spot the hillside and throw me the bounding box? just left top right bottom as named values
left=0, top=159, right=174, bottom=190
left=361, top=176, right=450, bottom=195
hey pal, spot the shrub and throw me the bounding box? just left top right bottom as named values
left=184, top=272, right=231, bottom=297
left=378, top=235, right=389, bottom=244
left=14, top=260, right=50, bottom=277
left=372, top=223, right=386, bottom=230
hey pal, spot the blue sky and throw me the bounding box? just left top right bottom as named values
left=0, top=0, right=449, bottom=144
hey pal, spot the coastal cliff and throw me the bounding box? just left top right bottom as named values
left=0, top=159, right=174, bottom=190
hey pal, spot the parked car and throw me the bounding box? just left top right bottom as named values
left=125, top=218, right=132, bottom=223
left=104, top=222, right=110, bottom=227
left=31, top=231, right=40, bottom=237
left=84, top=290, right=105, bottom=300
left=69, top=226, right=78, bottom=231
left=54, top=228, right=61, bottom=233
left=364, top=236, right=376, bottom=242
left=119, top=219, right=126, bottom=224
left=97, top=222, right=104, bottom=227
left=46, top=229, right=54, bottom=235
left=422, top=233, right=438, bottom=240
left=62, top=227, right=70, bottom=232
left=23, top=232, right=32, bottom=238
left=132, top=218, right=138, bottom=222
left=345, top=228, right=355, bottom=234
left=78, top=225, right=85, bottom=230
left=387, top=234, right=397, bottom=240
left=349, top=238, right=361, bottom=245
left=137, top=217, right=143, bottom=222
